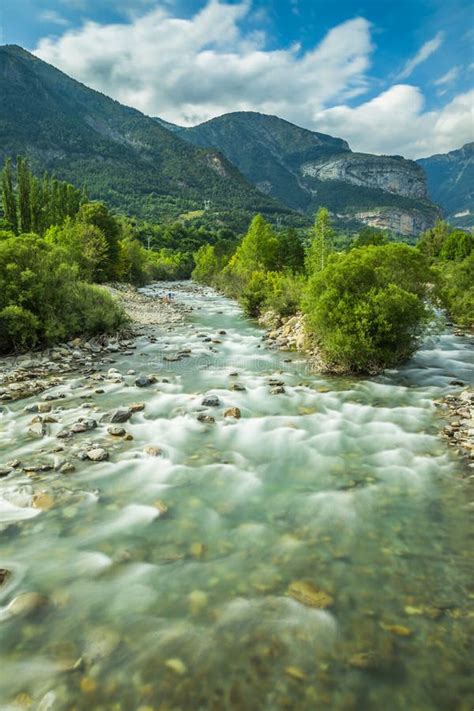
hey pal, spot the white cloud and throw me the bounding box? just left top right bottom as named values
left=314, top=85, right=474, bottom=158
left=39, top=10, right=70, bottom=26
left=433, top=66, right=460, bottom=86
left=34, top=1, right=373, bottom=126
left=397, top=32, right=444, bottom=80
left=32, top=2, right=473, bottom=158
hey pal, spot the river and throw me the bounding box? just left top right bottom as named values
left=0, top=282, right=473, bottom=711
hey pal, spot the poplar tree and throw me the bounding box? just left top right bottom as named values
left=305, top=207, right=335, bottom=274
left=1, top=158, right=18, bottom=233
left=17, top=157, right=31, bottom=233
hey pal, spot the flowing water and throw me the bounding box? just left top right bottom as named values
left=0, top=282, right=473, bottom=711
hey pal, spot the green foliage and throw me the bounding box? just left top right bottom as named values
left=439, top=230, right=473, bottom=261
left=226, top=214, right=279, bottom=279
left=417, top=221, right=452, bottom=259
left=1, top=158, right=17, bottom=232
left=435, top=253, right=474, bottom=327
left=261, top=271, right=306, bottom=317
left=0, top=232, right=126, bottom=354
left=351, top=226, right=388, bottom=248
left=303, top=244, right=432, bottom=372
left=1, top=157, right=85, bottom=235
left=45, top=221, right=110, bottom=282
left=305, top=208, right=335, bottom=273
left=275, top=228, right=305, bottom=272
left=192, top=244, right=220, bottom=284
left=77, top=202, right=120, bottom=276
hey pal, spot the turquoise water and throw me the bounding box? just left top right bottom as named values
left=0, top=283, right=473, bottom=711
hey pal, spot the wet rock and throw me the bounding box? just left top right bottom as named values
left=32, top=491, right=55, bottom=511
left=107, top=426, right=126, bottom=437
left=145, top=446, right=163, bottom=457
left=287, top=580, right=334, bottom=609
left=154, top=499, right=168, bottom=515
left=0, top=467, right=12, bottom=478
left=1, top=592, right=48, bottom=619
left=59, top=462, right=76, bottom=474
left=197, top=414, right=215, bottom=424
left=380, top=622, right=412, bottom=636
left=86, top=448, right=109, bottom=462
left=224, top=407, right=241, bottom=419
left=130, top=402, right=145, bottom=412
left=83, top=626, right=121, bottom=663
left=270, top=386, right=286, bottom=395
left=201, top=395, right=220, bottom=407
left=110, top=407, right=133, bottom=423
left=70, top=419, right=97, bottom=434
left=29, top=420, right=47, bottom=437
left=135, top=375, right=156, bottom=388
left=348, top=651, right=381, bottom=671
left=165, top=658, right=187, bottom=675
left=230, top=383, right=246, bottom=392
left=0, top=569, right=11, bottom=586
left=285, top=666, right=306, bottom=681
left=188, top=589, right=208, bottom=615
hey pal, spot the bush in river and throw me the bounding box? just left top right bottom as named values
left=303, top=244, right=433, bottom=372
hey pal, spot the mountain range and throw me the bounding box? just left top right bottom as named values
left=417, top=143, right=474, bottom=229
left=0, top=44, right=470, bottom=234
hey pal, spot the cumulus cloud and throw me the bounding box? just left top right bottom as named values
left=34, top=0, right=373, bottom=125
left=33, top=1, right=472, bottom=157
left=315, top=85, right=474, bottom=158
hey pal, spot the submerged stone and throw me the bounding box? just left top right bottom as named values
left=287, top=580, right=334, bottom=609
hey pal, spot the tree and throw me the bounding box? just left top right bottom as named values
left=439, top=230, right=473, bottom=261
left=1, top=158, right=17, bottom=233
left=77, top=202, right=120, bottom=277
left=303, top=244, right=432, bottom=373
left=227, top=214, right=279, bottom=277
left=275, top=228, right=305, bottom=272
left=16, top=157, right=32, bottom=233
left=192, top=244, right=219, bottom=283
left=352, top=226, right=388, bottom=248
left=417, top=220, right=451, bottom=259
left=305, top=208, right=335, bottom=274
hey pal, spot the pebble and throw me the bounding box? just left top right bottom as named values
left=135, top=375, right=156, bottom=388
left=86, top=448, right=109, bottom=462
left=201, top=395, right=220, bottom=407
left=110, top=408, right=132, bottom=423
left=165, top=658, right=187, bottom=675
left=145, top=446, right=162, bottom=456
left=108, top=426, right=126, bottom=436
left=224, top=407, right=241, bottom=419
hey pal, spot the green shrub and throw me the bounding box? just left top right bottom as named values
left=303, top=244, right=432, bottom=372
left=0, top=232, right=126, bottom=353
left=435, top=253, right=474, bottom=327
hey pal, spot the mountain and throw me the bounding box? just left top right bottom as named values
left=174, top=111, right=441, bottom=235
left=417, top=143, right=474, bottom=229
left=0, top=45, right=292, bottom=226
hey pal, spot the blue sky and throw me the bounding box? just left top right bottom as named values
left=2, top=0, right=473, bottom=156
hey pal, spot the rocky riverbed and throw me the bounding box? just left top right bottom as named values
left=0, top=281, right=473, bottom=711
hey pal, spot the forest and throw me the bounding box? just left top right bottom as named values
left=1, top=157, right=472, bottom=370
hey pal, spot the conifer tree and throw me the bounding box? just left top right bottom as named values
left=17, top=157, right=32, bottom=233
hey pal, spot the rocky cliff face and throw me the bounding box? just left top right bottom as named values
left=301, top=154, right=428, bottom=200
left=344, top=208, right=437, bottom=236
left=177, top=111, right=440, bottom=234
